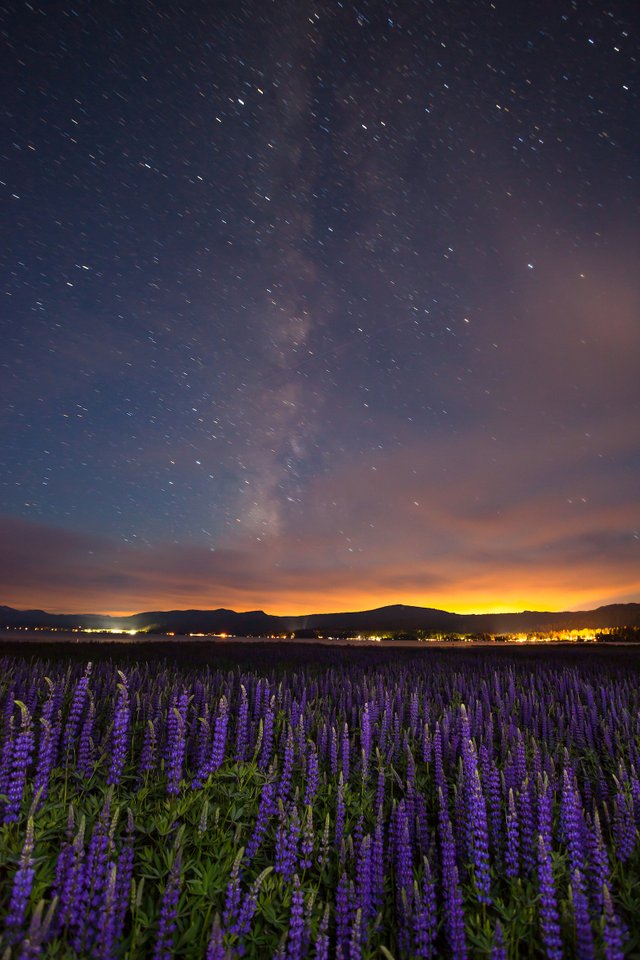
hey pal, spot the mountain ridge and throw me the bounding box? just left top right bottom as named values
left=1, top=602, right=639, bottom=635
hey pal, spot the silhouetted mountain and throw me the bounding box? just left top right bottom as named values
left=2, top=601, right=640, bottom=635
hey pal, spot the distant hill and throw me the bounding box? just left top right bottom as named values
left=2, top=601, right=640, bottom=635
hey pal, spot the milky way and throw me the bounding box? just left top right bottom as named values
left=1, top=0, right=639, bottom=614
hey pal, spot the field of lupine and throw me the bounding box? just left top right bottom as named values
left=1, top=643, right=639, bottom=959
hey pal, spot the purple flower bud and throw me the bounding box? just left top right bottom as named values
left=334, top=773, right=345, bottom=851
left=77, top=692, right=95, bottom=780
left=167, top=693, right=188, bottom=796
left=107, top=674, right=130, bottom=787
left=537, top=834, right=563, bottom=960
left=300, top=805, right=315, bottom=870
left=259, top=700, right=275, bottom=770
left=278, top=728, right=295, bottom=802
left=63, top=663, right=92, bottom=757
left=505, top=788, right=519, bottom=879
left=245, top=779, right=276, bottom=862
left=304, top=742, right=319, bottom=806
left=602, top=886, right=625, bottom=960
left=413, top=858, right=436, bottom=959
left=335, top=871, right=351, bottom=958
left=4, top=818, right=35, bottom=942
left=491, top=920, right=507, bottom=960
left=285, top=874, right=305, bottom=960
left=612, top=788, right=635, bottom=862
left=341, top=723, right=350, bottom=782
left=571, top=869, right=594, bottom=960
left=223, top=851, right=243, bottom=929
left=193, top=696, right=229, bottom=788
left=206, top=914, right=226, bottom=960
left=232, top=866, right=272, bottom=942
left=314, top=903, right=330, bottom=960
left=4, top=702, right=34, bottom=824
left=234, top=685, right=249, bottom=763
left=153, top=850, right=182, bottom=960
left=439, top=791, right=467, bottom=960
left=138, top=718, right=157, bottom=778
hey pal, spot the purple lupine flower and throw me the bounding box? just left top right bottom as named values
left=33, top=682, right=57, bottom=805
left=409, top=688, right=420, bottom=735
left=285, top=874, right=305, bottom=960
left=139, top=718, right=157, bottom=778
left=537, top=773, right=553, bottom=850
left=372, top=815, right=385, bottom=911
left=612, top=788, right=635, bottom=862
left=287, top=804, right=301, bottom=875
left=317, top=812, right=331, bottom=869
left=353, top=814, right=364, bottom=863
left=602, top=886, right=625, bottom=960
left=571, top=869, right=594, bottom=960
left=4, top=702, right=35, bottom=823
left=560, top=768, right=585, bottom=879
left=434, top=723, right=447, bottom=800
left=505, top=788, right=520, bottom=878
left=335, top=872, right=351, bottom=959
left=349, top=909, right=363, bottom=960
left=223, top=851, right=243, bottom=929
left=74, top=795, right=113, bottom=953
left=258, top=699, right=275, bottom=770
left=394, top=803, right=414, bottom=924
left=469, top=764, right=491, bottom=903
left=63, top=663, right=92, bottom=757
left=300, top=805, right=315, bottom=870
left=95, top=862, right=118, bottom=960
left=314, top=903, right=330, bottom=960
left=4, top=818, right=35, bottom=943
left=17, top=897, right=57, bottom=960
left=360, top=702, right=372, bottom=770
left=245, top=779, right=276, bottom=862
left=413, top=858, right=436, bottom=959
left=630, top=772, right=640, bottom=826
left=356, top=834, right=373, bottom=929
left=375, top=765, right=386, bottom=812
left=341, top=723, right=350, bottom=782
left=206, top=914, right=226, bottom=960
left=518, top=780, right=535, bottom=874
left=329, top=725, right=338, bottom=775
left=491, top=920, right=507, bottom=960
left=537, top=834, right=563, bottom=960
left=278, top=728, right=295, bottom=801
left=422, top=722, right=432, bottom=764
left=114, top=809, right=135, bottom=940
left=0, top=708, right=15, bottom=804
left=107, top=674, right=130, bottom=786
left=167, top=694, right=188, bottom=796
left=438, top=791, right=467, bottom=960
left=275, top=802, right=300, bottom=881
left=586, top=809, right=610, bottom=910
left=77, top=692, right=95, bottom=779
left=153, top=850, right=182, bottom=960
left=334, top=773, right=346, bottom=851
left=304, top=742, right=319, bottom=806
left=195, top=703, right=210, bottom=770
left=193, top=696, right=229, bottom=788
left=235, top=684, right=249, bottom=762
left=52, top=808, right=85, bottom=937
left=232, top=865, right=272, bottom=943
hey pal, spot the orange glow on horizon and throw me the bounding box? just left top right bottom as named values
left=9, top=581, right=638, bottom=620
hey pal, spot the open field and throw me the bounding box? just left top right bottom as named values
left=1, top=644, right=640, bottom=958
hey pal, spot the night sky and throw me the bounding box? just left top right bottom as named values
left=2, top=0, right=639, bottom=615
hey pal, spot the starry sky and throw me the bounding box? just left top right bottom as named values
left=1, top=0, right=639, bottom=616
